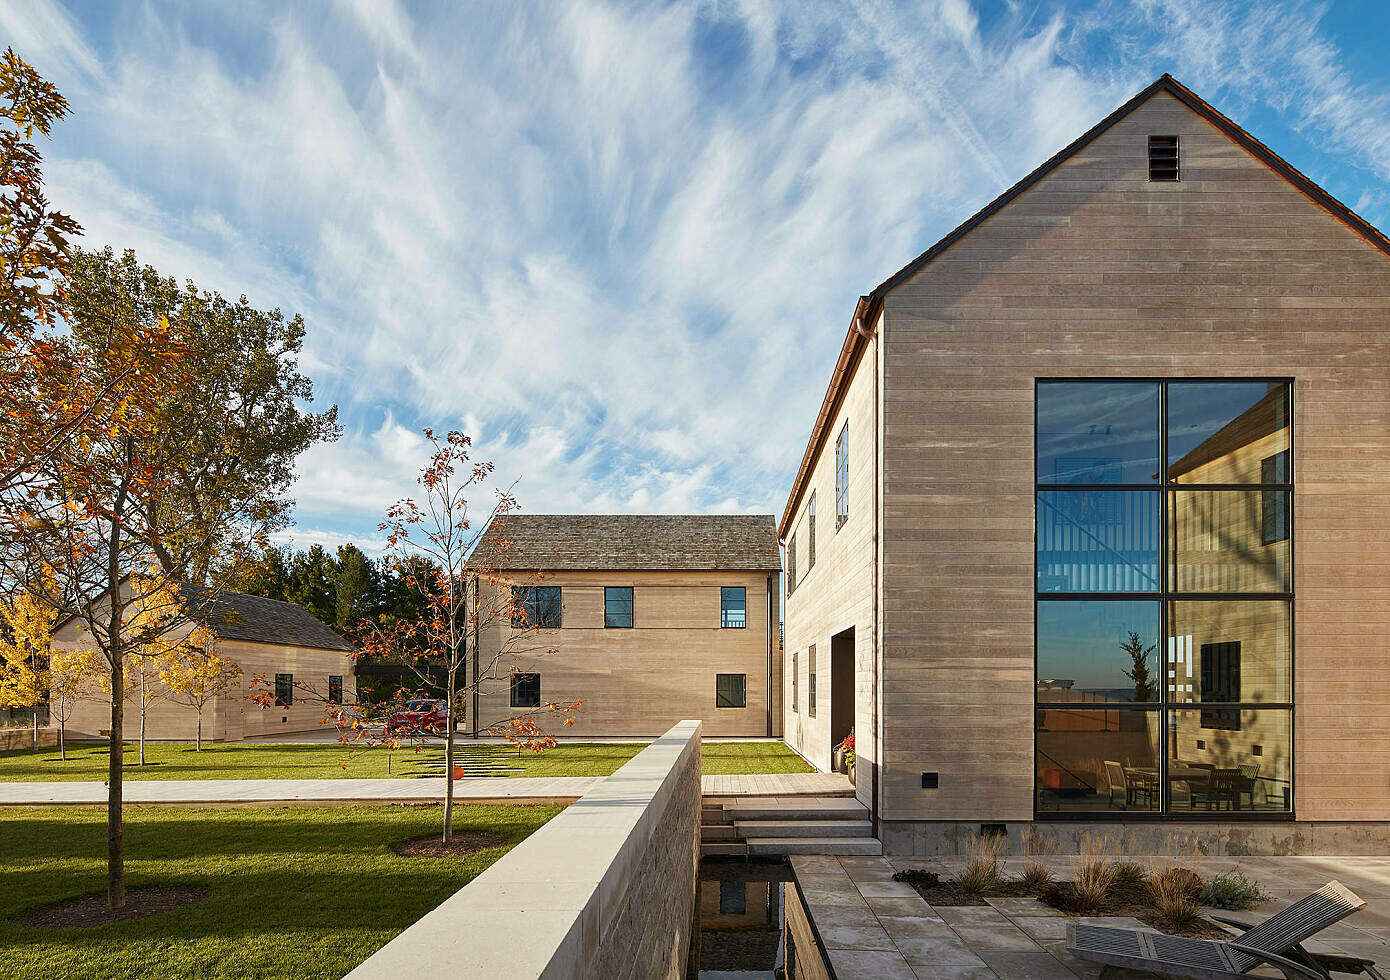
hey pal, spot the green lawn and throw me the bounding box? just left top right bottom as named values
left=0, top=802, right=561, bottom=979
left=0, top=740, right=813, bottom=780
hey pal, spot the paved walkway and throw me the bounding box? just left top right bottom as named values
left=0, top=771, right=851, bottom=805
left=793, top=854, right=1390, bottom=980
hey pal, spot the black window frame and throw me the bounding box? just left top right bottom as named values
left=807, top=644, right=817, bottom=718
left=835, top=421, right=849, bottom=530
left=510, top=672, right=541, bottom=709
left=274, top=673, right=293, bottom=707
left=786, top=535, right=797, bottom=595
left=720, top=586, right=746, bottom=629
left=806, top=492, right=816, bottom=571
left=715, top=673, right=746, bottom=708
left=328, top=675, right=343, bottom=704
left=791, top=651, right=798, bottom=713
left=511, top=585, right=562, bottom=629
left=603, top=586, right=634, bottom=629
left=1034, top=378, right=1294, bottom=821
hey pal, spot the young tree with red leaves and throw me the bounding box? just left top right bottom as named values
left=330, top=430, right=579, bottom=843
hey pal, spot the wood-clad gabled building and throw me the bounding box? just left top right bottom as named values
left=780, top=75, right=1390, bottom=854
left=470, top=514, right=783, bottom=737
left=56, top=588, right=357, bottom=743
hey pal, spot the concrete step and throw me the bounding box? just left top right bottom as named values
left=700, top=825, right=741, bottom=841
left=722, top=797, right=868, bottom=821
left=734, top=819, right=874, bottom=838
left=701, top=841, right=749, bottom=857
left=701, top=807, right=733, bottom=826
left=746, top=836, right=882, bottom=856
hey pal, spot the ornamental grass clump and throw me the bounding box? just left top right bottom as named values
left=1020, top=828, right=1054, bottom=892
left=1198, top=868, right=1270, bottom=910
left=1150, top=865, right=1204, bottom=930
left=1070, top=833, right=1119, bottom=913
left=1112, top=860, right=1149, bottom=891
left=956, top=830, right=1005, bottom=897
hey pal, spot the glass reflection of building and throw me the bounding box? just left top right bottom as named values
left=1035, top=380, right=1292, bottom=816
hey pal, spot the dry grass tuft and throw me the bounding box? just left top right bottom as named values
left=1112, top=860, right=1149, bottom=890
left=956, top=831, right=1005, bottom=896
left=1020, top=827, right=1054, bottom=892
left=1149, top=865, right=1204, bottom=929
left=1069, top=832, right=1118, bottom=913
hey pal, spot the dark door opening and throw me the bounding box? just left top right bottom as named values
left=830, top=627, right=854, bottom=755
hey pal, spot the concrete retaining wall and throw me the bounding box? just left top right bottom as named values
left=0, top=727, right=56, bottom=751
left=345, top=720, right=702, bottom=979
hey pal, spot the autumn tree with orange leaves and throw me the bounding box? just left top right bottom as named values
left=325, top=430, right=579, bottom=844
left=0, top=242, right=337, bottom=909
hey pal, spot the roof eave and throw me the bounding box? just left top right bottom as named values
left=777, top=73, right=1390, bottom=537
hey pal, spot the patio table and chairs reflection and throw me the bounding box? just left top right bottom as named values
left=1100, top=758, right=1285, bottom=813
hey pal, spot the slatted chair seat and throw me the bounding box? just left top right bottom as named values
left=1067, top=881, right=1373, bottom=980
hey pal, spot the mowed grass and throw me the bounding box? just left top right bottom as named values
left=0, top=740, right=813, bottom=780
left=0, top=803, right=562, bottom=980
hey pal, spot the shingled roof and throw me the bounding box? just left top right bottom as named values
left=475, top=514, right=781, bottom=571
left=188, top=589, right=356, bottom=653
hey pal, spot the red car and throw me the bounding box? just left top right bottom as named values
left=385, top=698, right=449, bottom=736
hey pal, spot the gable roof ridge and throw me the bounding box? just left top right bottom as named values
left=870, top=73, right=1390, bottom=304
left=777, top=73, right=1390, bottom=537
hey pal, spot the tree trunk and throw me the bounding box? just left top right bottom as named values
left=138, top=667, right=146, bottom=766
left=59, top=720, right=65, bottom=761
left=107, top=468, right=130, bottom=911
left=196, top=712, right=202, bottom=752
left=32, top=710, right=38, bottom=750
left=108, top=647, right=125, bottom=909
left=442, top=671, right=456, bottom=843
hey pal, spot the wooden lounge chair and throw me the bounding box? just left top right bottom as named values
left=1067, top=880, right=1374, bottom=979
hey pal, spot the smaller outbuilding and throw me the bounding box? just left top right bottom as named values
left=57, top=588, right=356, bottom=743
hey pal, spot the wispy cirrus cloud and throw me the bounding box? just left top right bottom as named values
left=3, top=0, right=1386, bottom=554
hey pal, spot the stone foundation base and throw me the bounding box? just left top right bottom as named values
left=880, top=819, right=1390, bottom=857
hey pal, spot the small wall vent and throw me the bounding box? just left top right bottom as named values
left=1148, top=135, right=1179, bottom=181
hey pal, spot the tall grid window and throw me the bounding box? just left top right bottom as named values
left=807, top=492, right=816, bottom=571
left=835, top=422, right=849, bottom=530
left=1035, top=380, right=1293, bottom=818
left=807, top=644, right=817, bottom=718
left=786, top=536, right=797, bottom=595
left=791, top=652, right=798, bottom=712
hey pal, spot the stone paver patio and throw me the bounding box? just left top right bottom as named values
left=792, top=853, right=1390, bottom=979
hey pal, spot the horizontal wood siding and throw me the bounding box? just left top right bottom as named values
left=783, top=323, right=882, bottom=805
left=474, top=569, right=776, bottom=737
left=879, top=90, right=1390, bottom=822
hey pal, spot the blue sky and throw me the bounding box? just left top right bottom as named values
left=4, top=0, right=1388, bottom=553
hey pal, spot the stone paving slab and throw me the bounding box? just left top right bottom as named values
left=793, top=854, right=1390, bottom=980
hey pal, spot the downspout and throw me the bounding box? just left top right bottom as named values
left=767, top=573, right=775, bottom=737
left=853, top=304, right=882, bottom=837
